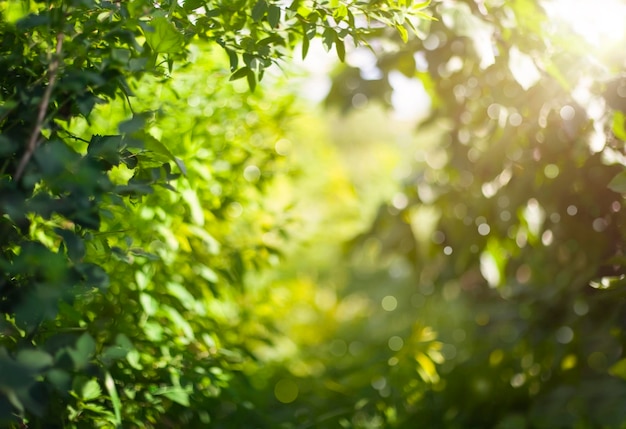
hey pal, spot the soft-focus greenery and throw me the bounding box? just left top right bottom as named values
left=320, top=0, right=626, bottom=428
left=3, top=0, right=626, bottom=428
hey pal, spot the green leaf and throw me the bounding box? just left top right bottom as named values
left=140, top=293, right=159, bottom=316
left=322, top=27, right=335, bottom=51
left=16, top=350, right=53, bottom=372
left=153, top=386, right=190, bottom=406
left=144, top=17, right=185, bottom=54
left=613, top=111, right=626, bottom=141
left=230, top=66, right=250, bottom=81
left=77, top=263, right=110, bottom=289
left=302, top=33, right=310, bottom=59
left=166, top=282, right=196, bottom=310
left=141, top=133, right=187, bottom=176
left=395, top=23, right=408, bottom=43
left=46, top=369, right=71, bottom=394
left=101, top=334, right=134, bottom=366
left=334, top=4, right=348, bottom=21
left=183, top=0, right=204, bottom=11
left=162, top=305, right=195, bottom=339
left=246, top=68, right=257, bottom=92
left=252, top=0, right=268, bottom=22
left=118, top=115, right=147, bottom=134
left=129, top=248, right=160, bottom=261
left=335, top=34, right=345, bottom=62
left=80, top=379, right=101, bottom=402
left=68, top=333, right=96, bottom=370
left=0, top=349, right=35, bottom=390
left=226, top=49, right=239, bottom=72
left=55, top=228, right=86, bottom=262
left=268, top=5, right=281, bottom=28
left=608, top=170, right=626, bottom=193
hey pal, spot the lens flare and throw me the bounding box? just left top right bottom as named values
left=542, top=0, right=626, bottom=47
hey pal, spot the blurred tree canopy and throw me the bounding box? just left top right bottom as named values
left=320, top=0, right=626, bottom=428
left=3, top=0, right=626, bottom=428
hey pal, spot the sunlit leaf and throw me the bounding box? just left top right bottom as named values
left=144, top=17, right=185, bottom=54
left=613, top=111, right=626, bottom=141
left=80, top=379, right=101, bottom=401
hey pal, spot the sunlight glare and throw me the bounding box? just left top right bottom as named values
left=542, top=0, right=626, bottom=47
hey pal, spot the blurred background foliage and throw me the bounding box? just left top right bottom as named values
left=3, top=0, right=626, bottom=428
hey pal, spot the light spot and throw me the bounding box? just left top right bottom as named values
left=541, top=229, right=554, bottom=246
left=330, top=339, right=347, bottom=357
left=510, top=373, right=526, bottom=388
left=573, top=299, right=589, bottom=316
left=388, top=336, right=404, bottom=351
left=516, top=264, right=531, bottom=284
left=588, top=352, right=608, bottom=371
left=381, top=296, right=398, bottom=311
left=351, top=93, right=368, bottom=109
left=544, top=164, right=560, bottom=179
left=592, top=218, right=608, bottom=232
left=556, top=326, right=574, bottom=344
left=226, top=202, right=243, bottom=218
left=432, top=230, right=446, bottom=244
left=561, top=354, right=577, bottom=370
left=477, top=223, right=491, bottom=236
left=392, top=193, right=408, bottom=210
left=371, top=376, right=387, bottom=391
left=275, top=138, right=292, bottom=155
left=560, top=105, right=576, bottom=121
left=274, top=379, right=298, bottom=403
left=243, top=165, right=261, bottom=182
left=509, top=112, right=523, bottom=127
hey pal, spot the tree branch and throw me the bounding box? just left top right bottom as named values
left=14, top=33, right=64, bottom=181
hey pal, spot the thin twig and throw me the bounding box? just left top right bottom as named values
left=14, top=33, right=64, bottom=181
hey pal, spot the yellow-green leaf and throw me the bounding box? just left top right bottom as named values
left=144, top=17, right=184, bottom=54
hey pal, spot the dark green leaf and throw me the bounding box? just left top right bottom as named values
left=247, top=68, right=257, bottom=92
left=118, top=115, right=147, bottom=134
left=55, top=228, right=86, bottom=262
left=226, top=49, right=239, bottom=72
left=16, top=350, right=53, bottom=372
left=335, top=34, right=345, bottom=62
left=252, top=0, right=268, bottom=22
left=268, top=5, right=281, bottom=28
left=230, top=66, right=250, bottom=81
left=302, top=32, right=310, bottom=59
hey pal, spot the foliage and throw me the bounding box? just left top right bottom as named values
left=320, top=0, right=626, bottom=427
left=0, top=0, right=432, bottom=427
left=6, top=0, right=626, bottom=428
